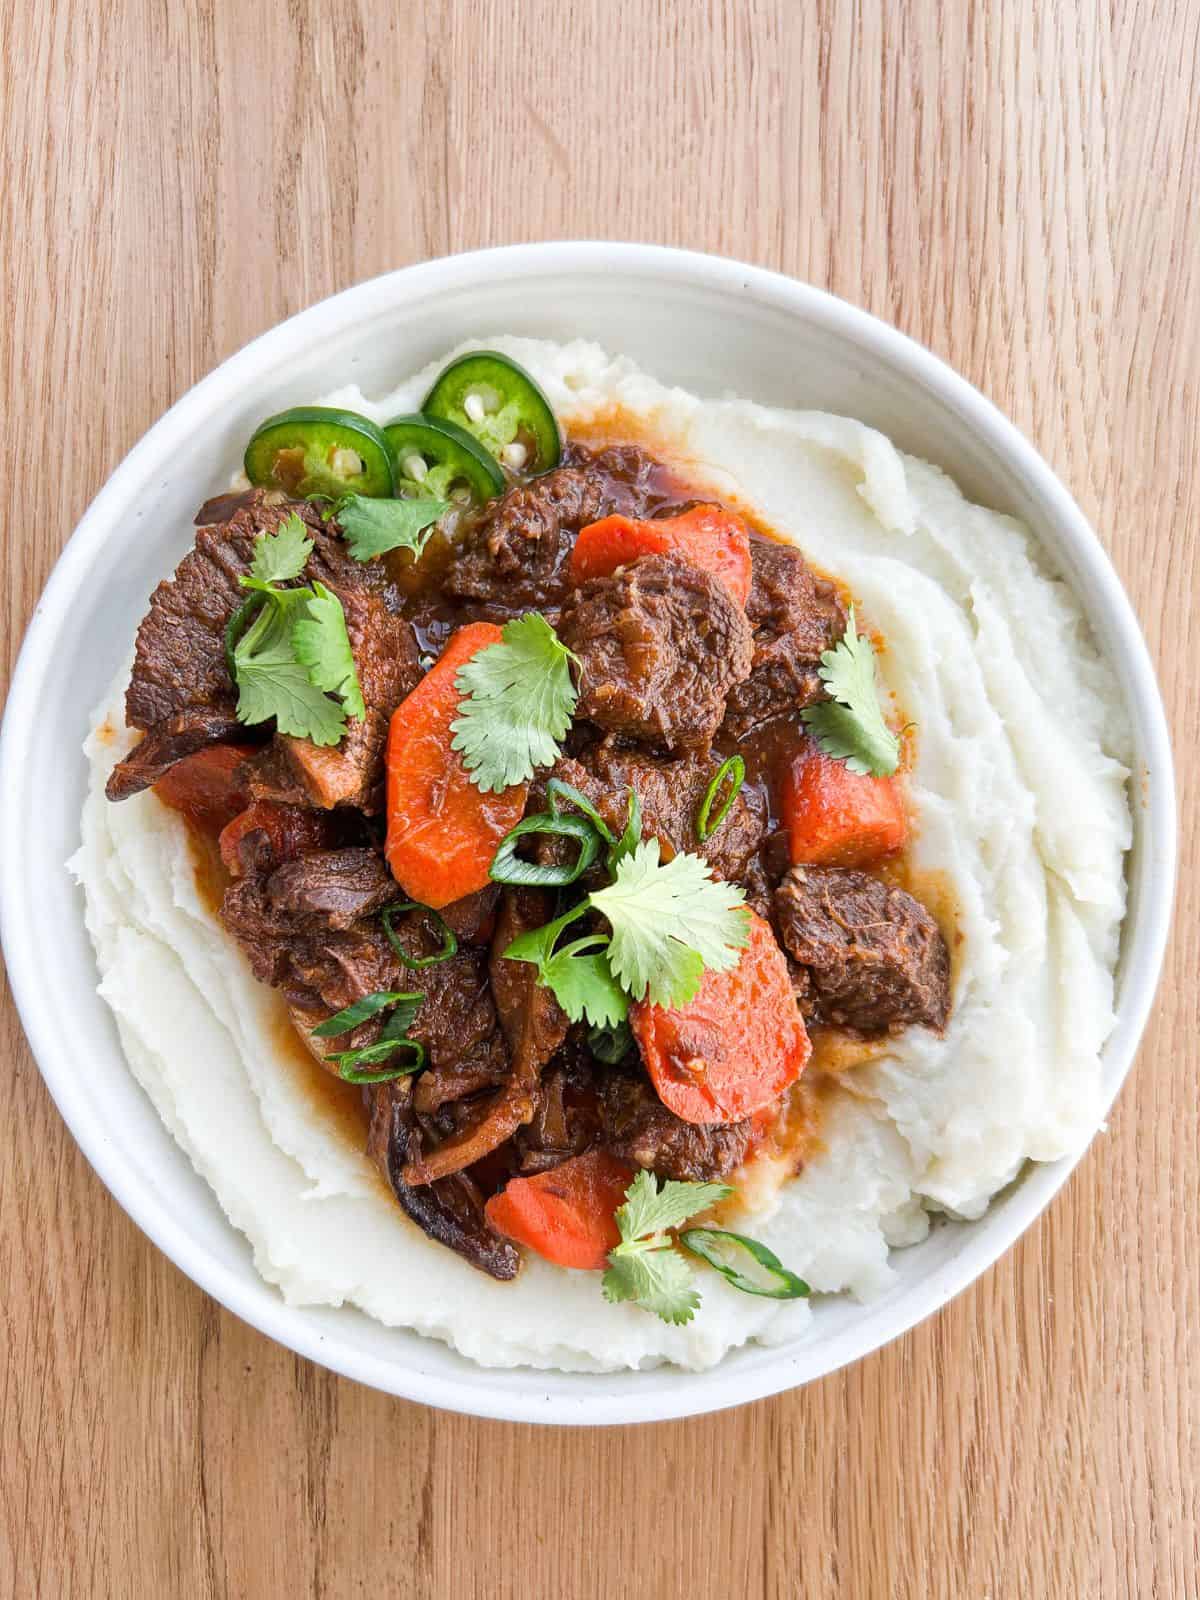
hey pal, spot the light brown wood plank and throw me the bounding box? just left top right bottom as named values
left=2, top=0, right=1197, bottom=1594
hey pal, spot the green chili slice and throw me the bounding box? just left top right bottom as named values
left=679, top=1228, right=811, bottom=1299
left=244, top=406, right=395, bottom=499
left=422, top=351, right=562, bottom=475
left=383, top=414, right=505, bottom=506
left=695, top=756, right=745, bottom=842
left=489, top=812, right=603, bottom=887
left=381, top=902, right=459, bottom=968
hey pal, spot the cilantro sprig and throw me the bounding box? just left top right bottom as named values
left=801, top=606, right=902, bottom=776
left=333, top=494, right=450, bottom=562
left=451, top=613, right=579, bottom=793
left=230, top=515, right=365, bottom=747
left=601, top=1172, right=810, bottom=1325
left=503, top=836, right=749, bottom=1025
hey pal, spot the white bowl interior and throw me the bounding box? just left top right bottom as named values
left=0, top=246, right=1174, bottom=1423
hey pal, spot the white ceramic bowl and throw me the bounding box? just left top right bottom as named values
left=0, top=244, right=1175, bottom=1424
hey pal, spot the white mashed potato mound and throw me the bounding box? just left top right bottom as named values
left=70, top=339, right=1132, bottom=1372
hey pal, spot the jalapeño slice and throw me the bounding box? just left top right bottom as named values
left=422, top=351, right=562, bottom=475
left=244, top=407, right=394, bottom=499
left=383, top=414, right=505, bottom=506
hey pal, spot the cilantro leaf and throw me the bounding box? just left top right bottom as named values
left=335, top=495, right=449, bottom=562
left=801, top=606, right=902, bottom=777
left=231, top=569, right=356, bottom=748
left=588, top=839, right=750, bottom=1008
left=292, top=581, right=366, bottom=721
left=450, top=613, right=578, bottom=793
left=503, top=910, right=628, bottom=1029
left=616, top=1169, right=733, bottom=1240
left=540, top=936, right=629, bottom=1028
left=601, top=1171, right=734, bottom=1325
left=602, top=1246, right=701, bottom=1325
left=249, top=513, right=313, bottom=583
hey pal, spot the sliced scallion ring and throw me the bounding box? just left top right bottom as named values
left=695, top=756, right=745, bottom=842
left=489, top=811, right=603, bottom=887
left=678, top=1228, right=810, bottom=1299
left=311, top=989, right=424, bottom=1039
left=329, top=1036, right=427, bottom=1084
left=381, top=902, right=459, bottom=968
left=545, top=778, right=616, bottom=845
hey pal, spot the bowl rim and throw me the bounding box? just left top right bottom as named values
left=0, top=242, right=1177, bottom=1424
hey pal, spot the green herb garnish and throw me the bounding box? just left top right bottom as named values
left=311, top=989, right=425, bottom=1083
left=334, top=494, right=450, bottom=562
left=602, top=1172, right=733, bottom=1325
left=230, top=515, right=365, bottom=747
left=801, top=606, right=902, bottom=776
left=488, top=811, right=604, bottom=887
left=695, top=755, right=745, bottom=841
left=381, top=902, right=459, bottom=969
left=600, top=1173, right=810, bottom=1324
left=588, top=838, right=750, bottom=1009
left=450, top=613, right=578, bottom=792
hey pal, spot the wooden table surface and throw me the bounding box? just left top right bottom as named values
left=3, top=2, right=1197, bottom=1595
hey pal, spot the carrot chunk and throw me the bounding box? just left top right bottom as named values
left=385, top=623, right=528, bottom=909
left=631, top=910, right=810, bottom=1126
left=570, top=505, right=753, bottom=606
left=485, top=1149, right=636, bottom=1270
left=153, top=744, right=256, bottom=832
left=783, top=747, right=908, bottom=868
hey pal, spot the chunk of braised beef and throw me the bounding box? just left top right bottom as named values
left=772, top=865, right=950, bottom=1035
left=596, top=1070, right=756, bottom=1182
left=367, top=1082, right=519, bottom=1279
left=544, top=745, right=766, bottom=885
left=264, top=847, right=397, bottom=932
left=109, top=489, right=422, bottom=808
left=722, top=540, right=845, bottom=738
left=105, top=709, right=253, bottom=802
left=559, top=554, right=753, bottom=748
left=443, top=443, right=676, bottom=621
left=514, top=1057, right=602, bottom=1175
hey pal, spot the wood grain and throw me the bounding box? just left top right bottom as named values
left=2, top=0, right=1198, bottom=1594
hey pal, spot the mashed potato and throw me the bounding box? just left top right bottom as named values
left=70, top=339, right=1132, bottom=1372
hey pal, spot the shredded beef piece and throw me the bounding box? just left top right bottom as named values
left=597, top=1070, right=756, bottom=1181
left=772, top=865, right=950, bottom=1035
left=443, top=443, right=676, bottom=620
left=559, top=554, right=753, bottom=748
left=723, top=540, right=845, bottom=738
left=104, top=710, right=250, bottom=801
left=367, top=1082, right=519, bottom=1279
left=488, top=889, right=571, bottom=1077
left=544, top=745, right=766, bottom=885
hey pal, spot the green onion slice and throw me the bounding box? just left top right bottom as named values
left=695, top=756, right=745, bottom=842
left=328, top=1036, right=427, bottom=1084
left=489, top=811, right=602, bottom=887
left=545, top=778, right=616, bottom=845
left=679, top=1228, right=810, bottom=1299
left=312, top=989, right=423, bottom=1039
left=382, top=902, right=459, bottom=968
left=224, top=593, right=266, bottom=679
left=608, top=788, right=642, bottom=870
left=587, top=1018, right=634, bottom=1064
